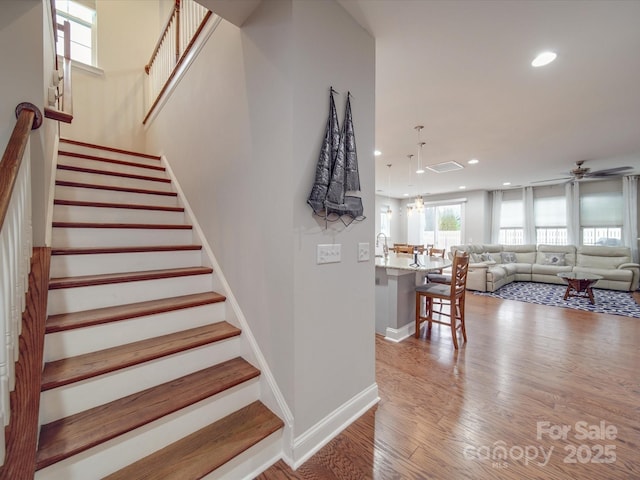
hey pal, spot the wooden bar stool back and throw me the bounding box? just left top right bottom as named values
left=415, top=252, right=470, bottom=349
left=425, top=247, right=449, bottom=283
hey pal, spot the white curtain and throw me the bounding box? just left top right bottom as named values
left=566, top=181, right=580, bottom=245
left=523, top=187, right=536, bottom=244
left=622, top=175, right=638, bottom=263
left=490, top=190, right=503, bottom=243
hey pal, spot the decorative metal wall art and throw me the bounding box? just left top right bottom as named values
left=307, top=87, right=364, bottom=226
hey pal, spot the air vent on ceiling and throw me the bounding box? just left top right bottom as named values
left=426, top=161, right=464, bottom=173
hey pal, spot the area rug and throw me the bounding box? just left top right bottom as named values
left=472, top=282, right=640, bottom=318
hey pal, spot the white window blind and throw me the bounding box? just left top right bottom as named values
left=534, top=196, right=566, bottom=227
left=500, top=200, right=523, bottom=228
left=580, top=192, right=623, bottom=227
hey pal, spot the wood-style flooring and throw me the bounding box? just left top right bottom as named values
left=258, top=292, right=640, bottom=479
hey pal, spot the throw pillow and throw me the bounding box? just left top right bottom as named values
left=470, top=253, right=482, bottom=263
left=480, top=252, right=495, bottom=262
left=501, top=251, right=517, bottom=263
left=542, top=252, right=566, bottom=266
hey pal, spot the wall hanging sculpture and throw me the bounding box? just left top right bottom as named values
left=307, top=87, right=364, bottom=227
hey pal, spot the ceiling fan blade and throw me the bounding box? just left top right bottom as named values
left=587, top=166, right=633, bottom=177
left=530, top=177, right=571, bottom=184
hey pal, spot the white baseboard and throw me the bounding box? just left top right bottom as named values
left=286, top=383, right=379, bottom=469
left=385, top=321, right=415, bottom=342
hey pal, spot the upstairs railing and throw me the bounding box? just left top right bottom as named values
left=143, top=0, right=211, bottom=124
left=44, top=19, right=73, bottom=124
left=0, top=103, right=42, bottom=466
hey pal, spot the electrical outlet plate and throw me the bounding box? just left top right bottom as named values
left=317, top=244, right=341, bottom=264
left=358, top=242, right=370, bottom=262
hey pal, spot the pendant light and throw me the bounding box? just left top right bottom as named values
left=406, top=154, right=415, bottom=215
left=415, top=125, right=425, bottom=174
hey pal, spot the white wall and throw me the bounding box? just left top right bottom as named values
left=144, top=0, right=376, bottom=451
left=374, top=195, right=401, bottom=247
left=0, top=0, right=58, bottom=246
left=60, top=0, right=161, bottom=150
left=290, top=0, right=376, bottom=439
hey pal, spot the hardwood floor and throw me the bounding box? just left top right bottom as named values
left=257, top=293, right=640, bottom=479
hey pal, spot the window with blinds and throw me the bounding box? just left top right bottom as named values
left=534, top=196, right=567, bottom=245
left=580, top=191, right=623, bottom=245
left=499, top=199, right=524, bottom=245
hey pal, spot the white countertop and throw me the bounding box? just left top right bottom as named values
left=375, top=253, right=452, bottom=272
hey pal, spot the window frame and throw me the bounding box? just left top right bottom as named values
left=55, top=0, right=97, bottom=67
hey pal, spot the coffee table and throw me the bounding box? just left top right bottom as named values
left=557, top=272, right=603, bottom=305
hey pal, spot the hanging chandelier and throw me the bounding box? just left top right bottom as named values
left=407, top=126, right=426, bottom=214
left=406, top=154, right=415, bottom=215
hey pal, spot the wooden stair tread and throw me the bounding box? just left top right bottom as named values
left=52, top=221, right=192, bottom=229
left=60, top=138, right=162, bottom=160
left=41, top=322, right=241, bottom=391
left=46, top=291, right=226, bottom=333
left=36, top=357, right=259, bottom=470
left=55, top=180, right=177, bottom=197
left=103, top=401, right=284, bottom=480
left=54, top=199, right=184, bottom=212
left=58, top=150, right=165, bottom=171
left=57, top=164, right=171, bottom=183
left=51, top=244, right=201, bottom=255
left=49, top=266, right=212, bottom=290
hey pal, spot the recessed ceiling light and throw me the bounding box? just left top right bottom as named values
left=403, top=193, right=409, bottom=197
left=416, top=168, right=425, bottom=174
left=531, top=51, right=557, bottom=67
left=459, top=186, right=466, bottom=190
left=503, top=182, right=511, bottom=186
left=468, top=158, right=479, bottom=165
left=374, top=150, right=382, bottom=156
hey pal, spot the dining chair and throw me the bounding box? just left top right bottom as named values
left=392, top=243, right=408, bottom=253
left=415, top=252, right=470, bottom=349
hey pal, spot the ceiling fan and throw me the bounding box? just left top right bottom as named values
left=532, top=160, right=633, bottom=185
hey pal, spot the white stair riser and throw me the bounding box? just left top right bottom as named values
left=53, top=204, right=185, bottom=225
left=58, top=157, right=167, bottom=180
left=35, top=379, right=260, bottom=480
left=47, top=273, right=213, bottom=315
left=44, top=303, right=227, bottom=362
left=206, top=430, right=282, bottom=480
left=40, top=338, right=242, bottom=422
left=58, top=143, right=163, bottom=168
left=55, top=185, right=179, bottom=207
left=52, top=227, right=193, bottom=248
left=56, top=169, right=174, bottom=192
left=50, top=249, right=202, bottom=277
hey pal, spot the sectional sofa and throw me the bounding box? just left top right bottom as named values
left=449, top=244, right=640, bottom=292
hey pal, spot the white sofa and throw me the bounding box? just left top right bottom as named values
left=450, top=244, right=640, bottom=292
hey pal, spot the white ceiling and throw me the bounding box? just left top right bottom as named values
left=337, top=0, right=640, bottom=199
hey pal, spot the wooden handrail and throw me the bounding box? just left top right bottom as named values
left=0, top=103, right=42, bottom=229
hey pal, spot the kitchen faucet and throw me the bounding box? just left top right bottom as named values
left=376, top=232, right=389, bottom=259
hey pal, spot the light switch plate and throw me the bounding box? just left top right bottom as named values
left=358, top=242, right=370, bottom=262
left=317, top=244, right=341, bottom=264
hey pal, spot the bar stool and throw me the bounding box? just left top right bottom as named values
left=425, top=247, right=449, bottom=284
left=415, top=252, right=470, bottom=349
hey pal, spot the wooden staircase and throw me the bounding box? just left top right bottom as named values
left=35, top=139, right=283, bottom=479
